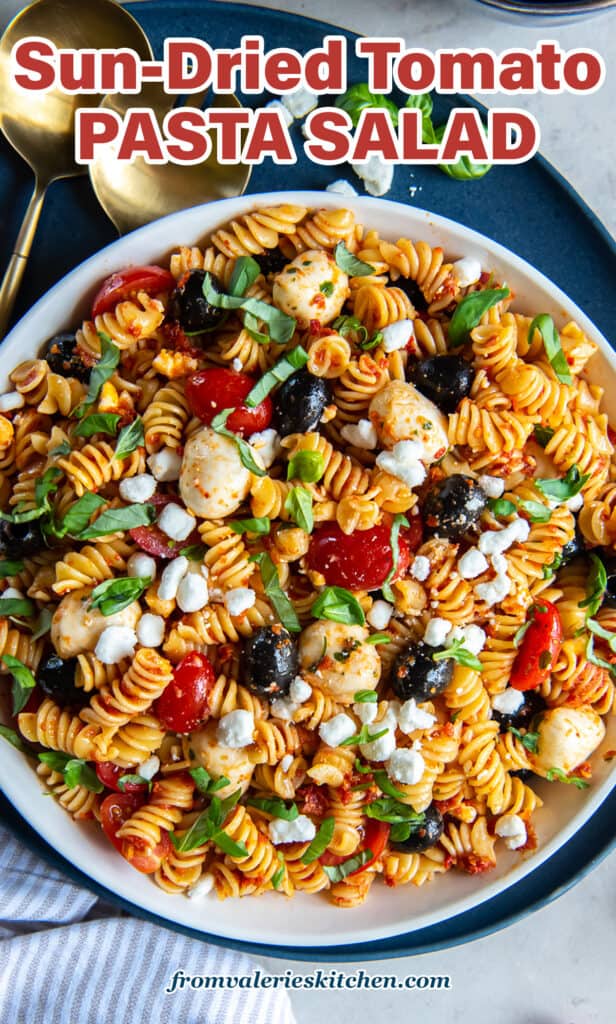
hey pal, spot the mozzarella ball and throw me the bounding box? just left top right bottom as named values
left=299, top=621, right=380, bottom=704
left=50, top=592, right=141, bottom=659
left=272, top=249, right=349, bottom=328
left=179, top=426, right=251, bottom=518
left=369, top=381, right=448, bottom=460
left=530, top=706, right=606, bottom=778
left=189, top=720, right=254, bottom=798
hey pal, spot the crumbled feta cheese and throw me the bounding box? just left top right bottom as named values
left=478, top=518, right=531, bottom=557
left=397, top=699, right=436, bottom=734
left=353, top=700, right=378, bottom=724
left=216, top=709, right=255, bottom=749
left=566, top=492, right=584, bottom=512
left=0, top=391, right=24, bottom=412
left=223, top=587, right=256, bottom=617
left=186, top=873, right=215, bottom=900
left=448, top=623, right=486, bottom=656
left=492, top=688, right=525, bottom=715
left=410, top=555, right=430, bottom=582
left=232, top=357, right=243, bottom=372
left=118, top=473, right=156, bottom=504
left=289, top=676, right=312, bottom=703
left=281, top=88, right=318, bottom=119
left=248, top=429, right=280, bottom=469
left=319, top=713, right=357, bottom=748
left=270, top=697, right=298, bottom=721
left=136, top=613, right=165, bottom=647
left=137, top=755, right=160, bottom=779
left=452, top=256, right=482, bottom=288
left=2, top=586, right=24, bottom=600
left=265, top=98, right=294, bottom=127
left=376, top=439, right=427, bottom=489
left=269, top=814, right=316, bottom=845
left=495, top=813, right=527, bottom=850
left=359, top=708, right=397, bottom=761
left=177, top=572, right=209, bottom=613
left=158, top=556, right=189, bottom=601
left=423, top=617, right=452, bottom=647
left=387, top=747, right=425, bottom=785
left=458, top=547, right=489, bottom=580
left=474, top=552, right=511, bottom=607
left=352, top=155, right=394, bottom=197
left=367, top=599, right=393, bottom=630
left=280, top=753, right=294, bottom=773
left=147, top=447, right=182, bottom=482
left=325, top=179, right=358, bottom=197
left=381, top=319, right=415, bottom=353
left=95, top=626, right=137, bottom=664
left=127, top=552, right=157, bottom=581
left=340, top=418, right=378, bottom=450
left=478, top=474, right=505, bottom=499
left=158, top=503, right=196, bottom=542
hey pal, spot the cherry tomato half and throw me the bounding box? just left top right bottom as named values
left=129, top=493, right=200, bottom=559
left=96, top=761, right=149, bottom=795
left=320, top=819, right=390, bottom=875
left=186, top=368, right=272, bottom=438
left=91, top=266, right=175, bottom=318
left=121, top=829, right=172, bottom=874
left=510, top=601, right=563, bottom=692
left=100, top=792, right=145, bottom=853
left=306, top=521, right=418, bottom=591
left=154, top=651, right=215, bottom=733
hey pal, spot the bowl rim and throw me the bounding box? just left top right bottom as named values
left=1, top=189, right=615, bottom=950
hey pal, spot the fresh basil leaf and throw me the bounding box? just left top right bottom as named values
left=114, top=417, right=144, bottom=461
left=432, top=639, right=483, bottom=671
left=74, top=333, right=120, bottom=417
left=585, top=634, right=616, bottom=678
left=359, top=330, right=384, bottom=351
left=210, top=408, right=266, bottom=477
left=38, top=751, right=73, bottom=773
left=579, top=553, right=607, bottom=618
left=381, top=514, right=409, bottom=603
left=0, top=597, right=35, bottom=617
left=364, top=634, right=391, bottom=645
left=542, top=551, right=563, bottom=580
left=30, top=607, right=53, bottom=641
left=513, top=619, right=531, bottom=649
left=76, top=502, right=155, bottom=540
left=118, top=773, right=150, bottom=792
left=89, top=576, right=151, bottom=616
left=535, top=465, right=589, bottom=502
left=170, top=788, right=244, bottom=852
left=229, top=255, right=261, bottom=297
left=488, top=498, right=516, bottom=517
left=50, top=440, right=72, bottom=457
left=250, top=551, right=301, bottom=632
left=247, top=797, right=299, bottom=821
left=287, top=450, right=325, bottom=483
left=53, top=493, right=107, bottom=538
left=321, top=848, right=374, bottom=882
left=0, top=724, right=33, bottom=754
left=334, top=241, right=375, bottom=277
left=284, top=486, right=313, bottom=533
left=332, top=315, right=368, bottom=343
left=63, top=759, right=104, bottom=792
left=301, top=817, right=335, bottom=864
left=545, top=766, right=589, bottom=789
left=519, top=499, right=552, bottom=524
left=340, top=725, right=388, bottom=747
left=389, top=822, right=413, bottom=843
left=311, top=586, right=365, bottom=627
left=190, top=766, right=213, bottom=793
left=405, top=93, right=435, bottom=143
left=433, top=123, right=491, bottom=180
left=372, top=769, right=411, bottom=800
left=73, top=413, right=121, bottom=438
left=0, top=560, right=24, bottom=578
left=353, top=690, right=378, bottom=703
left=0, top=505, right=48, bottom=525
left=587, top=617, right=616, bottom=651
left=271, top=852, right=286, bottom=890
left=244, top=346, right=309, bottom=407
left=448, top=288, right=510, bottom=348
left=214, top=832, right=250, bottom=858
left=533, top=425, right=555, bottom=448
left=336, top=83, right=399, bottom=127
left=228, top=517, right=271, bottom=536
left=508, top=726, right=539, bottom=754
left=365, top=796, right=424, bottom=825
left=179, top=543, right=207, bottom=560
left=2, top=654, right=36, bottom=714
left=202, top=273, right=296, bottom=344
left=528, top=314, right=572, bottom=385
left=35, top=467, right=62, bottom=509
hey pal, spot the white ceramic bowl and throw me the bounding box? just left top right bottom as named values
left=1, top=192, right=615, bottom=950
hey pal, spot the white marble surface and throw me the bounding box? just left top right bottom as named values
left=1, top=1, right=615, bottom=1022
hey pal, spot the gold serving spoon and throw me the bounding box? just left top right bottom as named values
left=0, top=0, right=153, bottom=336
left=89, top=87, right=252, bottom=235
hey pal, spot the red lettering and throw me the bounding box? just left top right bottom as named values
left=399, top=110, right=439, bottom=160
left=305, top=37, right=346, bottom=91
left=266, top=51, right=302, bottom=91
left=12, top=38, right=55, bottom=90
left=242, top=110, right=295, bottom=164
left=395, top=51, right=435, bottom=92
left=117, top=110, right=165, bottom=162
left=356, top=38, right=402, bottom=91
left=58, top=50, right=96, bottom=91
left=99, top=51, right=139, bottom=92
left=243, top=36, right=263, bottom=92
left=216, top=49, right=243, bottom=91
left=500, top=52, right=534, bottom=91
left=165, top=39, right=212, bottom=91
left=536, top=42, right=562, bottom=91
left=165, top=109, right=210, bottom=162
left=304, top=108, right=351, bottom=162
left=563, top=52, right=603, bottom=91
left=351, top=110, right=398, bottom=162
left=439, top=51, right=495, bottom=92
left=440, top=110, right=489, bottom=161
left=490, top=110, right=539, bottom=162
left=75, top=110, right=120, bottom=162
left=207, top=109, right=250, bottom=162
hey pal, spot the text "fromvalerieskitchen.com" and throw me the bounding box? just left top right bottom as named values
left=166, top=969, right=452, bottom=992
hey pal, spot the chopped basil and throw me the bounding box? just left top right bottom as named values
left=542, top=551, right=563, bottom=580
left=336, top=83, right=399, bottom=127
left=244, top=346, right=309, bottom=407
left=533, top=425, right=555, bottom=448
left=271, top=852, right=286, bottom=890
left=364, top=633, right=391, bottom=645
left=535, top=465, right=589, bottom=502
left=38, top=752, right=104, bottom=792
left=114, top=417, right=144, bottom=460
left=0, top=560, right=24, bottom=578
left=189, top=766, right=230, bottom=794
left=333, top=241, right=375, bottom=277
left=50, top=440, right=72, bottom=457
left=31, top=607, right=53, bottom=641
left=2, top=654, right=36, bottom=714
left=202, top=272, right=296, bottom=345
left=332, top=315, right=368, bottom=344
left=249, top=551, right=301, bottom=632
left=170, top=788, right=245, bottom=853
left=527, top=314, right=572, bottom=385
left=311, top=586, right=365, bottom=627
left=381, top=514, right=409, bottom=603
left=339, top=724, right=388, bottom=747
left=432, top=639, right=483, bottom=671
left=587, top=617, right=616, bottom=650
left=228, top=255, right=261, bottom=297
left=321, top=848, right=374, bottom=882
left=359, top=330, right=384, bottom=351
left=353, top=690, right=378, bottom=703
left=508, top=726, right=539, bottom=754
left=0, top=724, right=33, bottom=754
left=287, top=450, right=325, bottom=483
left=372, top=768, right=410, bottom=800
left=35, top=467, right=62, bottom=509
left=89, top=576, right=151, bottom=616
left=228, top=517, right=271, bottom=536
left=180, top=543, right=208, bottom=560
left=53, top=493, right=107, bottom=539
left=0, top=597, right=35, bottom=617
left=300, top=816, right=335, bottom=864
left=447, top=288, right=510, bottom=348
left=73, top=333, right=120, bottom=418
left=76, top=502, right=155, bottom=540
left=333, top=639, right=360, bottom=662
left=365, top=796, right=425, bottom=826
left=545, top=766, right=589, bottom=789
left=247, top=797, right=299, bottom=821
left=585, top=633, right=616, bottom=679
left=73, top=413, right=121, bottom=438
left=0, top=505, right=47, bottom=525
left=118, top=773, right=151, bottom=792
left=519, top=499, right=552, bottom=524
left=210, top=407, right=266, bottom=477
left=488, top=498, right=516, bottom=518
left=284, top=486, right=313, bottom=533
left=319, top=281, right=334, bottom=297
left=579, top=553, right=607, bottom=618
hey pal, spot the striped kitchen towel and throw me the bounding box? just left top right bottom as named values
left=0, top=822, right=297, bottom=1024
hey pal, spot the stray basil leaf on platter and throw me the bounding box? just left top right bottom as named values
left=336, top=83, right=399, bottom=127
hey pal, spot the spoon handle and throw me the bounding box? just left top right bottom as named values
left=0, top=180, right=47, bottom=339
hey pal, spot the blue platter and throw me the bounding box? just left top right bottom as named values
left=0, top=0, right=615, bottom=961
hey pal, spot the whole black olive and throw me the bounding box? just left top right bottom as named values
left=45, top=333, right=90, bottom=383
left=0, top=518, right=45, bottom=559
left=391, top=805, right=444, bottom=853
left=391, top=641, right=454, bottom=702
left=424, top=474, right=488, bottom=540
left=171, top=270, right=226, bottom=334
left=492, top=689, right=546, bottom=732
left=559, top=526, right=585, bottom=568
left=242, top=625, right=299, bottom=699
left=38, top=654, right=87, bottom=707
left=395, top=276, right=428, bottom=312
left=272, top=369, right=331, bottom=437
left=254, top=247, right=288, bottom=276
left=408, top=355, right=474, bottom=414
